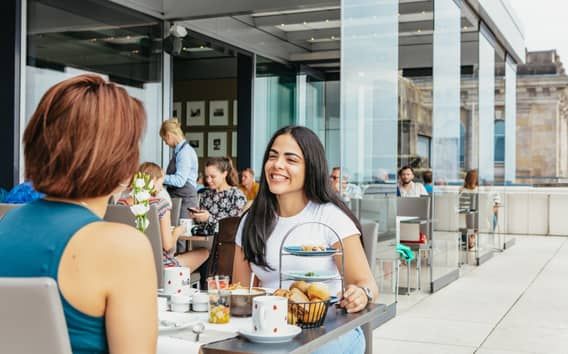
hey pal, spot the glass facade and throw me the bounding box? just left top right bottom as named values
left=341, top=0, right=398, bottom=305
left=478, top=31, right=496, bottom=185
left=25, top=0, right=163, bottom=164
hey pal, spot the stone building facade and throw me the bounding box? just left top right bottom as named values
left=515, top=50, right=568, bottom=184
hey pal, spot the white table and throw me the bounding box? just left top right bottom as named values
left=157, top=310, right=247, bottom=354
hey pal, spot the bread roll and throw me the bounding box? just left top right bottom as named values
left=290, top=280, right=310, bottom=293
left=273, top=288, right=291, bottom=299
left=289, top=287, right=310, bottom=303
left=307, top=283, right=330, bottom=301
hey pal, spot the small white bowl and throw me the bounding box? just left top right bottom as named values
left=170, top=294, right=190, bottom=313
left=192, top=293, right=209, bottom=312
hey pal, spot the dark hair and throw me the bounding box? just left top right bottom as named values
left=398, top=165, right=414, bottom=178
left=241, top=126, right=362, bottom=269
left=464, top=169, right=478, bottom=190
left=241, top=167, right=255, bottom=178
left=205, top=157, right=238, bottom=186
left=422, top=170, right=433, bottom=184
left=24, top=74, right=146, bottom=198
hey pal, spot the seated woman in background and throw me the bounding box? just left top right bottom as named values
left=233, top=125, right=378, bottom=354
left=190, top=157, right=247, bottom=234
left=120, top=162, right=209, bottom=271
left=0, top=75, right=157, bottom=353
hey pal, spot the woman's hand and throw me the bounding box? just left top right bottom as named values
left=191, top=210, right=210, bottom=222
left=339, top=284, right=368, bottom=313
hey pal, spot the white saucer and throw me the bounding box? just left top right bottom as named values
left=238, top=325, right=302, bottom=344
left=159, top=320, right=193, bottom=333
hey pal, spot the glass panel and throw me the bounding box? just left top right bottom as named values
left=505, top=60, right=517, bottom=184
left=252, top=56, right=297, bottom=172
left=431, top=0, right=461, bottom=288
left=477, top=32, right=496, bottom=261
left=26, top=0, right=163, bottom=163
left=341, top=0, right=398, bottom=306
left=478, top=33, right=496, bottom=185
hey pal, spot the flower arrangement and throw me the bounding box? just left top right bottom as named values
left=130, top=172, right=154, bottom=232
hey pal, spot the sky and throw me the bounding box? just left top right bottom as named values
left=508, top=0, right=567, bottom=62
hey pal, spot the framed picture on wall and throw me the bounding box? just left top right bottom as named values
left=233, top=100, right=238, bottom=125
left=173, top=102, right=182, bottom=119
left=185, top=132, right=204, bottom=158
left=209, top=100, right=229, bottom=126
left=186, top=101, right=205, bottom=126
left=232, top=131, right=237, bottom=157
left=208, top=132, right=227, bottom=157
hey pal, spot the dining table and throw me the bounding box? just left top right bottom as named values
left=158, top=301, right=385, bottom=354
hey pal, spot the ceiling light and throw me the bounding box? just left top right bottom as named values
left=310, top=37, right=315, bottom=41
left=281, top=24, right=285, bottom=27
left=325, top=19, right=329, bottom=22
left=303, top=21, right=307, bottom=25
left=417, top=29, right=422, bottom=33
left=331, top=36, right=335, bottom=40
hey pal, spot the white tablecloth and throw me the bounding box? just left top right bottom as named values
left=157, top=310, right=252, bottom=354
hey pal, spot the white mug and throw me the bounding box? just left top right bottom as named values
left=179, top=218, right=193, bottom=236
left=252, top=296, right=288, bottom=335
left=164, top=267, right=191, bottom=295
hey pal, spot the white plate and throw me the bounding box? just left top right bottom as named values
left=158, top=320, right=193, bottom=333
left=238, top=325, right=301, bottom=344
left=281, top=270, right=338, bottom=281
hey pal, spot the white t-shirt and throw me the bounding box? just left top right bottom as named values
left=399, top=182, right=428, bottom=197
left=235, top=201, right=360, bottom=294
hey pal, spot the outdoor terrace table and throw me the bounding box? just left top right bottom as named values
left=201, top=303, right=384, bottom=354
left=158, top=303, right=385, bottom=354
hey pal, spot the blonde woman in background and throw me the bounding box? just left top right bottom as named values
left=160, top=118, right=199, bottom=219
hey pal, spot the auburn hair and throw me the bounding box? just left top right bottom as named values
left=205, top=157, right=238, bottom=186
left=23, top=74, right=146, bottom=198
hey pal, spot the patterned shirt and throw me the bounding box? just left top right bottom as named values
left=198, top=187, right=246, bottom=231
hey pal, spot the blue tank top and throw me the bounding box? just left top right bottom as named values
left=0, top=199, right=108, bottom=353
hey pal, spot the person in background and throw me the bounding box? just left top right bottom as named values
left=460, top=169, right=479, bottom=250
left=190, top=157, right=247, bottom=234
left=397, top=166, right=428, bottom=197
left=0, top=75, right=157, bottom=353
left=330, top=167, right=362, bottom=201
left=239, top=167, right=260, bottom=201
left=121, top=163, right=209, bottom=271
left=422, top=170, right=433, bottom=194
left=232, top=126, right=378, bottom=354
left=160, top=118, right=199, bottom=218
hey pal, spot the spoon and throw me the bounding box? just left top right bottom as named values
left=249, top=272, right=255, bottom=294
left=192, top=322, right=205, bottom=342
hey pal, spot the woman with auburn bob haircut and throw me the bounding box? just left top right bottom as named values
left=232, top=126, right=378, bottom=354
left=0, top=75, right=157, bottom=354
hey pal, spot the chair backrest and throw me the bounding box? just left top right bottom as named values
left=207, top=216, right=241, bottom=279
left=170, top=197, right=182, bottom=226
left=361, top=220, right=379, bottom=274
left=0, top=203, right=21, bottom=219
left=397, top=196, right=430, bottom=220
left=104, top=205, right=164, bottom=288
left=0, top=277, right=72, bottom=354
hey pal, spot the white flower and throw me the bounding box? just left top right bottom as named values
left=134, top=178, right=146, bottom=188
left=130, top=204, right=150, bottom=216
left=135, top=190, right=151, bottom=202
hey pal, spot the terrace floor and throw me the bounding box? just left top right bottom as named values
left=372, top=235, right=568, bottom=353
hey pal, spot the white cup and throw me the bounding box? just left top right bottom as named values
left=157, top=297, right=169, bottom=312
left=164, top=267, right=191, bottom=295
left=179, top=218, right=193, bottom=236
left=170, top=294, right=191, bottom=313
left=252, top=296, right=288, bottom=335
left=192, top=292, right=209, bottom=312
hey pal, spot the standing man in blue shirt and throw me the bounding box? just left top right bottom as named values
left=160, top=119, right=199, bottom=219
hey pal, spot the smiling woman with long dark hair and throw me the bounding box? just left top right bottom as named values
left=233, top=125, right=378, bottom=354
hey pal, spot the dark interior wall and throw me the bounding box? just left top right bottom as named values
left=0, top=0, right=20, bottom=190
left=173, top=78, right=238, bottom=174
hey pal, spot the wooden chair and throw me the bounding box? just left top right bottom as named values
left=0, top=277, right=72, bottom=354
left=104, top=205, right=164, bottom=288
left=206, top=217, right=241, bottom=279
